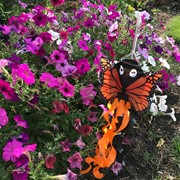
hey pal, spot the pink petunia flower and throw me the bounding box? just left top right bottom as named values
left=67, top=169, right=78, bottom=180
left=80, top=84, right=97, bottom=106
left=45, top=154, right=57, bottom=169
left=58, top=80, right=75, bottom=97
left=75, top=58, right=90, bottom=75
left=60, top=139, right=72, bottom=152
left=2, top=139, right=24, bottom=162
left=0, top=59, right=9, bottom=73
left=18, top=0, right=27, bottom=8
left=0, top=108, right=9, bottom=128
left=75, top=137, right=85, bottom=149
left=13, top=115, right=28, bottom=129
left=68, top=152, right=83, bottom=169
left=39, top=72, right=59, bottom=88
left=50, top=50, right=66, bottom=63
left=78, top=40, right=89, bottom=51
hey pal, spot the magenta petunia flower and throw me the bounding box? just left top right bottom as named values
left=75, top=58, right=90, bottom=75
left=68, top=152, right=83, bottom=169
left=80, top=84, right=97, bottom=106
left=2, top=139, right=24, bottom=162
left=60, top=139, right=72, bottom=152
left=87, top=111, right=98, bottom=123
left=0, top=25, right=11, bottom=35
left=58, top=80, right=75, bottom=97
left=39, top=72, right=59, bottom=88
left=15, top=64, right=35, bottom=85
left=13, top=115, right=28, bottom=129
left=33, top=11, right=47, bottom=26
left=111, top=161, right=122, bottom=175
left=50, top=50, right=65, bottom=63
left=0, top=79, right=15, bottom=100
left=84, top=18, right=94, bottom=28
left=78, top=40, right=89, bottom=51
left=14, top=154, right=29, bottom=167
left=39, top=32, right=52, bottom=43
left=12, top=167, right=29, bottom=180
left=0, top=108, right=9, bottom=128
left=51, top=0, right=64, bottom=6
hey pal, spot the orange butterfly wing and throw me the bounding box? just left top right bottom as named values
left=101, top=68, right=122, bottom=101
left=126, top=73, right=163, bottom=112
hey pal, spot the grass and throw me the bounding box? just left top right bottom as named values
left=166, top=16, right=180, bottom=43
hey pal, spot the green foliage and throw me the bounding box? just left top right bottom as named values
left=166, top=16, right=180, bottom=44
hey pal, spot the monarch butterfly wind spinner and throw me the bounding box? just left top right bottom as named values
left=101, top=58, right=163, bottom=112
left=81, top=58, right=162, bottom=179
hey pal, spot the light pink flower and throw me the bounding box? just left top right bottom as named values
left=0, top=59, right=9, bottom=73
left=68, top=152, right=83, bottom=169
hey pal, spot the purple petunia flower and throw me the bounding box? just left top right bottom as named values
left=60, top=139, right=72, bottom=152
left=87, top=111, right=98, bottom=123
left=39, top=72, right=59, bottom=88
left=13, top=115, right=28, bottom=129
left=68, top=152, right=83, bottom=169
left=84, top=18, right=94, bottom=28
left=154, top=45, right=163, bottom=54
left=75, top=58, right=90, bottom=75
left=0, top=108, right=9, bottom=128
left=111, top=161, right=122, bottom=175
left=61, top=65, right=77, bottom=77
left=78, top=39, right=89, bottom=51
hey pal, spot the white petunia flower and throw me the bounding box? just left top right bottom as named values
left=158, top=95, right=168, bottom=112
left=159, top=58, right=170, bottom=69
left=148, top=56, right=156, bottom=67
left=141, top=61, right=149, bottom=72
left=150, top=93, right=157, bottom=103
left=165, top=108, right=176, bottom=121
left=48, top=30, right=60, bottom=41
left=150, top=103, right=158, bottom=116
left=156, top=85, right=163, bottom=94
left=177, top=76, right=180, bottom=86
left=109, top=21, right=118, bottom=32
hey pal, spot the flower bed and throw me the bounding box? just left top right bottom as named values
left=0, top=0, right=179, bottom=179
